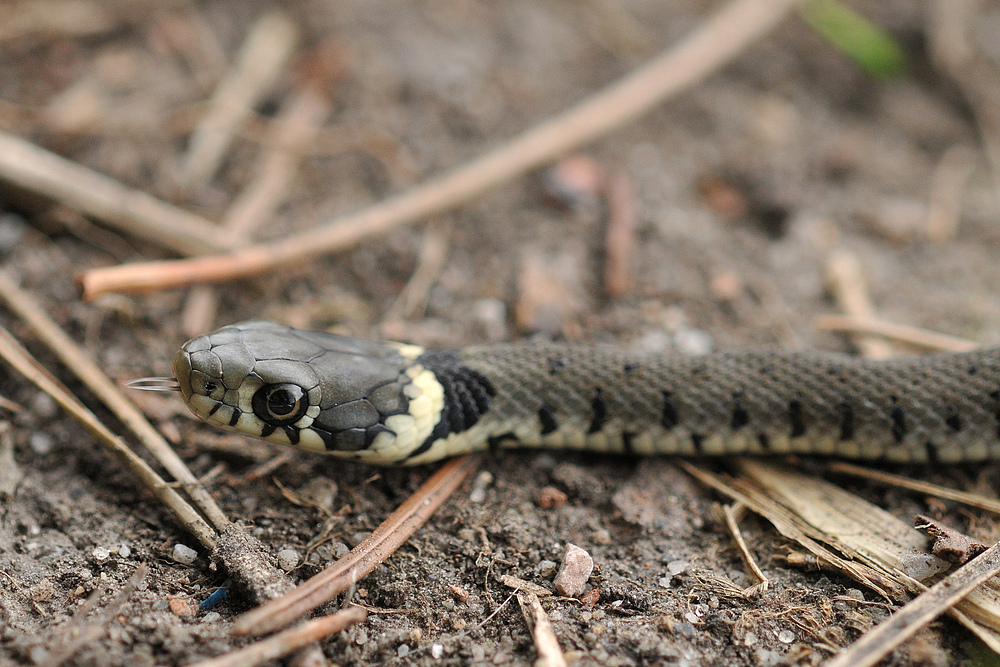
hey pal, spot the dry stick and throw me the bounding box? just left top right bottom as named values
left=0, top=272, right=230, bottom=532
left=827, top=462, right=1000, bottom=516
left=825, top=540, right=1000, bottom=667
left=186, top=606, right=367, bottom=667
left=181, top=70, right=333, bottom=337
left=221, top=75, right=332, bottom=238
left=179, top=10, right=298, bottom=187
left=0, top=324, right=216, bottom=548
left=0, top=130, right=227, bottom=256
left=721, top=502, right=769, bottom=593
left=232, top=453, right=482, bottom=637
left=814, top=314, right=980, bottom=353
left=80, top=0, right=804, bottom=299
left=823, top=248, right=894, bottom=360
left=518, top=593, right=567, bottom=667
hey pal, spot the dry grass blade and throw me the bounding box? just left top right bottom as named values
left=721, top=502, right=769, bottom=594
left=814, top=314, right=980, bottom=352
left=824, top=540, right=1000, bottom=667
left=0, top=272, right=230, bottom=532
left=186, top=606, right=366, bottom=667
left=232, top=453, right=482, bottom=637
left=79, top=0, right=805, bottom=298
left=0, top=324, right=217, bottom=548
left=678, top=460, right=898, bottom=599
left=0, top=130, right=227, bottom=255
left=828, top=461, right=1000, bottom=515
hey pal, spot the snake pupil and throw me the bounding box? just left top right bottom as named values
left=268, top=389, right=297, bottom=415
left=252, top=383, right=307, bottom=426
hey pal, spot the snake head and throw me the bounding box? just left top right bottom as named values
left=173, top=321, right=437, bottom=463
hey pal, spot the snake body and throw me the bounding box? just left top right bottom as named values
left=172, top=321, right=1000, bottom=466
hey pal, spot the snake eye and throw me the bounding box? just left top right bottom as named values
left=252, top=383, right=308, bottom=426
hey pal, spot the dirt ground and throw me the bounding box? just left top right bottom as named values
left=2, top=0, right=1000, bottom=665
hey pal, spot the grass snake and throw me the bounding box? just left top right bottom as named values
left=170, top=321, right=1000, bottom=466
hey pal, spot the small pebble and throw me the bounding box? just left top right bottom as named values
left=535, top=486, right=567, bottom=509
left=471, top=644, right=486, bottom=661
left=169, top=597, right=197, bottom=618
left=276, top=549, right=300, bottom=571
left=431, top=643, right=444, bottom=659
left=354, top=629, right=369, bottom=645
left=553, top=543, right=594, bottom=597
left=28, top=433, right=53, bottom=455
left=667, top=559, right=689, bottom=576
left=777, top=629, right=795, bottom=644
left=0, top=213, right=27, bottom=253
left=468, top=471, right=493, bottom=503
left=673, top=328, right=713, bottom=356
left=118, top=544, right=131, bottom=557
left=537, top=560, right=558, bottom=578
left=92, top=546, right=110, bottom=561
left=333, top=542, right=350, bottom=558
left=397, top=644, right=410, bottom=658
left=592, top=528, right=612, bottom=545
left=30, top=393, right=59, bottom=420
left=580, top=588, right=600, bottom=607
left=202, top=612, right=221, bottom=623
left=172, top=544, right=198, bottom=565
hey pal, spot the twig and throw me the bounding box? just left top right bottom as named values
left=232, top=453, right=482, bottom=637
left=384, top=219, right=453, bottom=321
left=186, top=606, right=366, bottom=667
left=0, top=323, right=217, bottom=548
left=0, top=272, right=230, bottom=532
left=79, top=0, right=804, bottom=298
left=517, top=593, right=567, bottom=667
left=603, top=171, right=635, bottom=298
left=823, top=248, right=894, bottom=359
left=813, top=314, right=979, bottom=353
left=221, top=65, right=333, bottom=239
left=179, top=11, right=298, bottom=188
left=824, top=540, right=1000, bottom=667
left=0, top=130, right=226, bottom=255
left=181, top=54, right=335, bottom=337
left=827, top=462, right=1000, bottom=516
left=721, top=502, right=769, bottom=593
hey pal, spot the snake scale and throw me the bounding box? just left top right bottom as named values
left=171, top=321, right=1000, bottom=466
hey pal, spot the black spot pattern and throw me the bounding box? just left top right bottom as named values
left=788, top=400, right=806, bottom=438
left=731, top=396, right=749, bottom=430
left=891, top=399, right=907, bottom=443
left=945, top=407, right=962, bottom=433
left=622, top=432, right=635, bottom=455
left=538, top=406, right=558, bottom=435
left=404, top=349, right=496, bottom=460
left=839, top=402, right=854, bottom=441
left=589, top=390, right=607, bottom=434
left=661, top=391, right=679, bottom=429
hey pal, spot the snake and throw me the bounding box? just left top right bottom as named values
left=168, top=320, right=1000, bottom=466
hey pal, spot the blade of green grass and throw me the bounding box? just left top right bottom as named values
left=799, top=0, right=907, bottom=79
